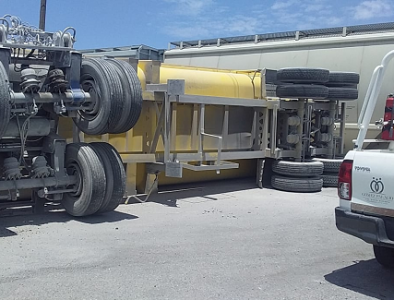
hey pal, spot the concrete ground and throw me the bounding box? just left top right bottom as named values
left=0, top=178, right=393, bottom=300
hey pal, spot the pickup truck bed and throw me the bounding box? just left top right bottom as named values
left=336, top=148, right=394, bottom=267
left=335, top=50, right=394, bottom=268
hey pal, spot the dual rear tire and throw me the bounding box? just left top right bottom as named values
left=0, top=58, right=131, bottom=216
left=74, top=57, right=142, bottom=135
left=67, top=58, right=139, bottom=215
left=62, top=142, right=126, bottom=217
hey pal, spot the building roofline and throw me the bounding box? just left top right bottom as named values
left=168, top=22, right=394, bottom=50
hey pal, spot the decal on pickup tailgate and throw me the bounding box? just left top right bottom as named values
left=370, top=178, right=384, bottom=194
left=361, top=177, right=394, bottom=205
left=354, top=166, right=371, bottom=172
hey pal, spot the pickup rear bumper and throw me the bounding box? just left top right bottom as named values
left=335, top=207, right=394, bottom=248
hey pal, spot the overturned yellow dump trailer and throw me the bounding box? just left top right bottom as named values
left=59, top=60, right=271, bottom=195
left=0, top=17, right=353, bottom=216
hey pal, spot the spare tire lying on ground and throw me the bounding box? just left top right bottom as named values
left=271, top=160, right=324, bottom=193
left=313, top=157, right=343, bottom=187
left=313, top=158, right=343, bottom=173
left=321, top=174, right=338, bottom=187
left=271, top=175, right=323, bottom=193
left=272, top=160, right=324, bottom=177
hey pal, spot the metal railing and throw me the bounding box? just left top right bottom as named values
left=355, top=50, right=394, bottom=150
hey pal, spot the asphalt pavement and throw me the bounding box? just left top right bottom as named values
left=1, top=178, right=393, bottom=300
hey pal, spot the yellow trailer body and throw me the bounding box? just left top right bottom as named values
left=58, top=61, right=264, bottom=194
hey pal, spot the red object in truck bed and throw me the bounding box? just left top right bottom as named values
left=382, top=96, right=394, bottom=140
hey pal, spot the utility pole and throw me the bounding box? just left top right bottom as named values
left=39, top=0, right=47, bottom=30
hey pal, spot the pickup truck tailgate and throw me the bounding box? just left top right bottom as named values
left=352, top=151, right=394, bottom=215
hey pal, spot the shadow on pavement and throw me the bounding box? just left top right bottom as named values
left=0, top=208, right=138, bottom=238
left=325, top=259, right=394, bottom=299
left=126, top=177, right=257, bottom=208
left=0, top=227, right=17, bottom=237
left=1, top=178, right=256, bottom=236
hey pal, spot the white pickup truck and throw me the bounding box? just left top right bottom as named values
left=336, top=50, right=394, bottom=268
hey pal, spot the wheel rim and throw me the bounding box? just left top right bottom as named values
left=78, top=76, right=100, bottom=121
left=67, top=162, right=83, bottom=197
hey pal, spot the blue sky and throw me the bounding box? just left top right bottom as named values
left=1, top=0, right=394, bottom=50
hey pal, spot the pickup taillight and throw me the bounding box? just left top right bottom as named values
left=338, top=160, right=353, bottom=200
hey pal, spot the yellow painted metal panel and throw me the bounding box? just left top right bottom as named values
left=159, top=64, right=262, bottom=98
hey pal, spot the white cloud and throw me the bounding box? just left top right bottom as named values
left=225, top=17, right=262, bottom=34
left=271, top=0, right=328, bottom=13
left=161, top=0, right=384, bottom=42
left=325, top=16, right=343, bottom=27
left=271, top=0, right=297, bottom=10
left=165, top=25, right=210, bottom=40
left=164, top=16, right=262, bottom=39
left=353, top=0, right=393, bottom=20
left=268, top=0, right=347, bottom=30
left=304, top=3, right=325, bottom=12
left=164, top=0, right=214, bottom=16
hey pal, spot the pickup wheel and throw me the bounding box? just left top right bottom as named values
left=0, top=62, right=11, bottom=139
left=276, top=84, right=329, bottom=99
left=276, top=68, right=329, bottom=83
left=105, top=58, right=143, bottom=133
left=272, top=160, right=324, bottom=177
left=271, top=175, right=323, bottom=193
left=90, top=142, right=126, bottom=213
left=373, top=245, right=394, bottom=268
left=62, top=143, right=106, bottom=217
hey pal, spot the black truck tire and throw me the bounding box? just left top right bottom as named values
left=373, top=245, right=394, bottom=268
left=91, top=142, right=126, bottom=213
left=276, top=84, right=329, bottom=99
left=104, top=59, right=132, bottom=134
left=62, top=143, right=106, bottom=217
left=98, top=59, right=124, bottom=134
left=327, top=87, right=358, bottom=100
left=272, top=160, right=324, bottom=177
left=74, top=58, right=114, bottom=135
left=313, top=158, right=343, bottom=173
left=326, top=72, right=360, bottom=86
left=0, top=62, right=11, bottom=139
left=276, top=68, right=329, bottom=83
left=105, top=58, right=143, bottom=133
left=271, top=175, right=323, bottom=193
left=321, top=174, right=338, bottom=187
